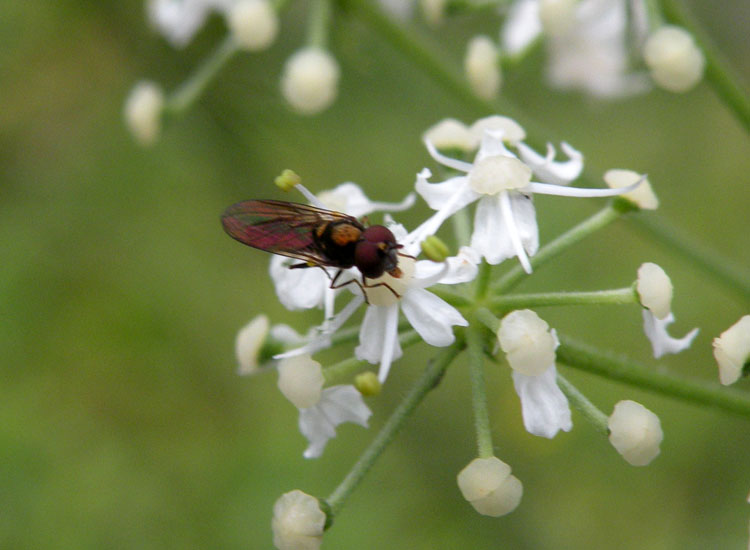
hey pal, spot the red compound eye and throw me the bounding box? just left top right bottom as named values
left=361, top=225, right=396, bottom=245
left=354, top=241, right=386, bottom=279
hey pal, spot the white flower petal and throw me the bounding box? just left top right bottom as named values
left=423, top=118, right=478, bottom=151
left=474, top=130, right=518, bottom=162
left=713, top=315, right=750, bottom=386
left=642, top=310, right=699, bottom=358
left=469, top=116, right=527, bottom=146
left=512, top=366, right=572, bottom=438
left=517, top=141, right=583, bottom=185
left=319, top=182, right=416, bottom=218
left=415, top=171, right=476, bottom=211
left=355, top=305, right=403, bottom=366
left=471, top=193, right=537, bottom=267
left=299, top=385, right=372, bottom=459
left=270, top=256, right=328, bottom=310
left=414, top=246, right=480, bottom=285
left=501, top=0, right=542, bottom=56
left=235, top=315, right=270, bottom=375
left=524, top=178, right=642, bottom=197
left=272, top=490, right=325, bottom=550
left=499, top=191, right=533, bottom=273
left=424, top=139, right=475, bottom=173
left=401, top=288, right=468, bottom=347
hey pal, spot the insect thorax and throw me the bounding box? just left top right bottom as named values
left=313, top=221, right=363, bottom=267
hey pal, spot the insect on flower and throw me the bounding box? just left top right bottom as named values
left=221, top=200, right=409, bottom=301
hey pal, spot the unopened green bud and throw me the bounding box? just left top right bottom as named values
left=421, top=235, right=450, bottom=262
left=355, top=371, right=381, bottom=396
left=274, top=169, right=301, bottom=192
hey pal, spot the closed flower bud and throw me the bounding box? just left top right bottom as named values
left=604, top=169, right=658, bottom=210
left=498, top=310, right=558, bottom=376
left=465, top=35, right=501, bottom=100
left=280, top=48, right=340, bottom=115
left=124, top=81, right=164, bottom=146
left=713, top=315, right=750, bottom=386
left=277, top=355, right=324, bottom=409
left=235, top=315, right=271, bottom=375
left=457, top=457, right=523, bottom=517
left=422, top=119, right=476, bottom=152
left=608, top=400, right=663, bottom=466
left=636, top=262, right=673, bottom=320
left=354, top=371, right=381, bottom=396
left=227, top=0, right=278, bottom=51
left=643, top=26, right=705, bottom=93
left=421, top=235, right=450, bottom=262
left=271, top=490, right=326, bottom=550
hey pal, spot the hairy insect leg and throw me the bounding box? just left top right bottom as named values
left=327, top=269, right=371, bottom=304
left=362, top=279, right=401, bottom=300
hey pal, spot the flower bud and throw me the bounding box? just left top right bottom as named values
left=420, top=235, right=450, bottom=262
left=280, top=48, right=340, bottom=115
left=608, top=400, right=663, bottom=466
left=124, top=81, right=164, bottom=146
left=274, top=169, right=302, bottom=192
left=636, top=262, right=673, bottom=320
left=604, top=169, right=658, bottom=210
left=354, top=371, right=381, bottom=396
left=235, top=315, right=271, bottom=375
left=497, top=310, right=558, bottom=376
left=470, top=115, right=526, bottom=146
left=271, top=490, right=326, bottom=550
left=226, top=0, right=278, bottom=51
left=277, top=355, right=324, bottom=409
left=713, top=315, right=750, bottom=386
left=457, top=457, right=523, bottom=517
left=644, top=26, right=705, bottom=93
left=464, top=35, right=501, bottom=100
left=422, top=119, right=476, bottom=152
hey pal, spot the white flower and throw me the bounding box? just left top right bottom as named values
left=418, top=116, right=638, bottom=273
left=465, top=35, right=501, bottom=100
left=272, top=490, right=326, bottom=550
left=277, top=355, right=324, bottom=409
left=124, top=81, right=164, bottom=146
left=636, top=263, right=698, bottom=358
left=235, top=314, right=270, bottom=375
left=298, top=385, right=372, bottom=458
left=605, top=169, right=659, bottom=210
left=270, top=182, right=415, bottom=312
left=457, top=457, right=523, bottom=517
left=280, top=48, right=340, bottom=115
left=148, top=0, right=234, bottom=48
left=644, top=26, right=705, bottom=93
left=713, top=315, right=750, bottom=386
left=502, top=0, right=649, bottom=97
left=353, top=223, right=474, bottom=381
left=636, top=262, right=672, bottom=320
left=226, top=0, right=278, bottom=51
left=498, top=310, right=572, bottom=438
left=608, top=400, right=663, bottom=466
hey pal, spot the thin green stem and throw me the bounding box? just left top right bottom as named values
left=474, top=306, right=499, bottom=332
left=326, top=338, right=465, bottom=515
left=659, top=0, right=750, bottom=134
left=492, top=203, right=630, bottom=293
left=165, top=35, right=239, bottom=115
left=627, top=215, right=750, bottom=303
left=556, top=372, right=609, bottom=435
left=308, top=0, right=332, bottom=48
left=488, top=286, right=638, bottom=311
left=474, top=261, right=493, bottom=301
left=466, top=324, right=494, bottom=458
left=323, top=329, right=421, bottom=383
left=557, top=334, right=750, bottom=419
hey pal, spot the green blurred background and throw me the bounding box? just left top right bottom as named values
left=2, top=1, right=750, bottom=548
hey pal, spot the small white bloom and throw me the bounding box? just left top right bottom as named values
left=501, top=0, right=542, bottom=57
left=124, top=81, right=164, bottom=146
left=299, top=385, right=372, bottom=458
left=608, top=400, right=663, bottom=466
left=235, top=314, right=270, bottom=375
left=642, top=310, right=699, bottom=359
left=423, top=119, right=476, bottom=152
left=272, top=490, right=326, bottom=550
left=512, top=366, right=572, bottom=438
left=465, top=35, right=502, bottom=100
left=644, top=26, right=705, bottom=93
left=539, top=0, right=577, bottom=35
left=457, top=457, right=523, bottom=517
left=498, top=309, right=557, bottom=376
left=713, top=315, right=750, bottom=386
left=226, top=0, right=278, bottom=51
left=604, top=169, right=659, bottom=210
left=148, top=0, right=234, bottom=48
left=280, top=48, right=340, bottom=115
left=636, top=262, right=672, bottom=320
left=277, top=355, right=324, bottom=409
left=418, top=117, right=637, bottom=273
left=469, top=116, right=526, bottom=146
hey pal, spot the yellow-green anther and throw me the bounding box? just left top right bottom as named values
left=275, top=169, right=302, bottom=192
left=355, top=371, right=381, bottom=396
